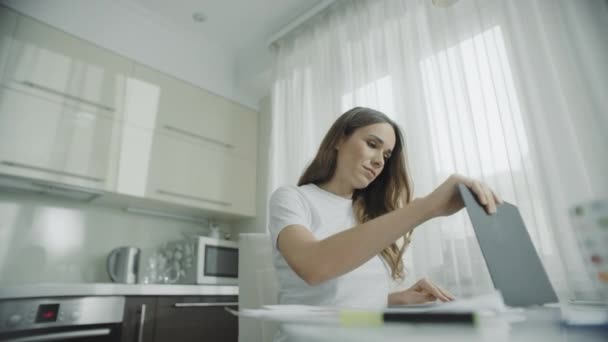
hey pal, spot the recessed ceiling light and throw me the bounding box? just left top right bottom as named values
left=192, top=12, right=207, bottom=23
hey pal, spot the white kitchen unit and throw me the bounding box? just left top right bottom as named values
left=0, top=6, right=127, bottom=191
left=145, top=131, right=256, bottom=217
left=0, top=10, right=131, bottom=121
left=129, top=64, right=257, bottom=162
left=0, top=87, right=121, bottom=191
left=120, top=64, right=257, bottom=217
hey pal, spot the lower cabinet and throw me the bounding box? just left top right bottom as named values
left=122, top=296, right=238, bottom=342
left=122, top=297, right=157, bottom=342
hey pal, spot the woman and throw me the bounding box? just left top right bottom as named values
left=268, top=106, right=502, bottom=310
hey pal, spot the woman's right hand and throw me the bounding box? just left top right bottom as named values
left=425, top=174, right=502, bottom=217
left=389, top=278, right=456, bottom=305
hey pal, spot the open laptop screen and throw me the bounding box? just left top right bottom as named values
left=458, top=183, right=558, bottom=307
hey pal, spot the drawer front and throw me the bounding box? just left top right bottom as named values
left=154, top=296, right=238, bottom=342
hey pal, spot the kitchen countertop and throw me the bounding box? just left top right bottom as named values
left=0, top=283, right=238, bottom=300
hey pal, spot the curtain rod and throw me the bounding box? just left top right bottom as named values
left=266, top=0, right=336, bottom=47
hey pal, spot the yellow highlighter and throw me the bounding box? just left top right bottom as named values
left=339, top=310, right=477, bottom=327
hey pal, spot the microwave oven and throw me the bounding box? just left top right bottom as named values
left=179, top=236, right=239, bottom=285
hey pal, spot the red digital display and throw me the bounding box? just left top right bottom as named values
left=35, top=304, right=59, bottom=323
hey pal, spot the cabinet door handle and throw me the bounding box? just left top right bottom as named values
left=164, top=125, right=234, bottom=149
left=1, top=160, right=104, bottom=182
left=174, top=302, right=238, bottom=308
left=137, top=304, right=146, bottom=342
left=20, top=80, right=115, bottom=112
left=157, top=189, right=231, bottom=207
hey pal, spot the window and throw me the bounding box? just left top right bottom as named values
left=341, top=75, right=396, bottom=118
left=419, top=26, right=555, bottom=256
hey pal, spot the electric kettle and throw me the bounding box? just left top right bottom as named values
left=106, top=246, right=140, bottom=284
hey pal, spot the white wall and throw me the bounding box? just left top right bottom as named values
left=235, top=43, right=274, bottom=103
left=0, top=191, right=223, bottom=284
left=0, top=0, right=260, bottom=110
left=234, top=95, right=272, bottom=234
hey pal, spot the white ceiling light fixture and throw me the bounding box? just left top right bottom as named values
left=431, top=0, right=460, bottom=7
left=192, top=11, right=207, bottom=23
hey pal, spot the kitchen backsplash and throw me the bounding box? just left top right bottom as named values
left=0, top=190, right=233, bottom=285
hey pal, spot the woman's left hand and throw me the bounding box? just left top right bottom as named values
left=389, top=278, right=455, bottom=305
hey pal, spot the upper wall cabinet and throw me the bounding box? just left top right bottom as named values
left=0, top=12, right=131, bottom=121
left=0, top=87, right=120, bottom=191
left=0, top=7, right=123, bottom=191
left=146, top=132, right=257, bottom=217
left=129, top=65, right=257, bottom=162
left=120, top=64, right=258, bottom=216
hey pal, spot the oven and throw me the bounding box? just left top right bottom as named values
left=0, top=296, right=124, bottom=342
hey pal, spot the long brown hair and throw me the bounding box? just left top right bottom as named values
left=298, top=107, right=414, bottom=280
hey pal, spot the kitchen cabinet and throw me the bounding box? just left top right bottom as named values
left=121, top=296, right=238, bottom=342
left=122, top=297, right=157, bottom=342
left=154, top=296, right=238, bottom=342
left=0, top=87, right=120, bottom=190
left=1, top=13, right=131, bottom=121
left=129, top=64, right=257, bottom=162
left=121, top=64, right=258, bottom=217
left=112, top=121, right=257, bottom=217
left=145, top=132, right=256, bottom=217
left=0, top=8, right=127, bottom=191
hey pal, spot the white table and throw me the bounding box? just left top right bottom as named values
left=279, top=307, right=607, bottom=342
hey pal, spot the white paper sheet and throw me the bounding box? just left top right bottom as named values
left=386, top=290, right=508, bottom=314
left=226, top=305, right=340, bottom=324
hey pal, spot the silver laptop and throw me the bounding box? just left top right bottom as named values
left=458, top=183, right=559, bottom=307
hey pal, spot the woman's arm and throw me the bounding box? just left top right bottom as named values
left=277, top=196, right=433, bottom=285
left=277, top=175, right=501, bottom=286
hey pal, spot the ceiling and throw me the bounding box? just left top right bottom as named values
left=121, top=0, right=327, bottom=101
left=126, top=0, right=324, bottom=54
left=0, top=0, right=327, bottom=107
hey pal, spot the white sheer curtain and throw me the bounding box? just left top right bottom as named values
left=269, top=0, right=608, bottom=300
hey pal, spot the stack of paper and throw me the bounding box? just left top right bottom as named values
left=226, top=290, right=508, bottom=325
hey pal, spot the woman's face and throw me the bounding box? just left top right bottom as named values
left=336, top=123, right=396, bottom=189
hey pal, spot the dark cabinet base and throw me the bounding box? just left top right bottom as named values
left=122, top=297, right=157, bottom=342
left=122, top=296, right=238, bottom=342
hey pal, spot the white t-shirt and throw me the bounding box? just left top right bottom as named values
left=268, top=184, right=391, bottom=309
